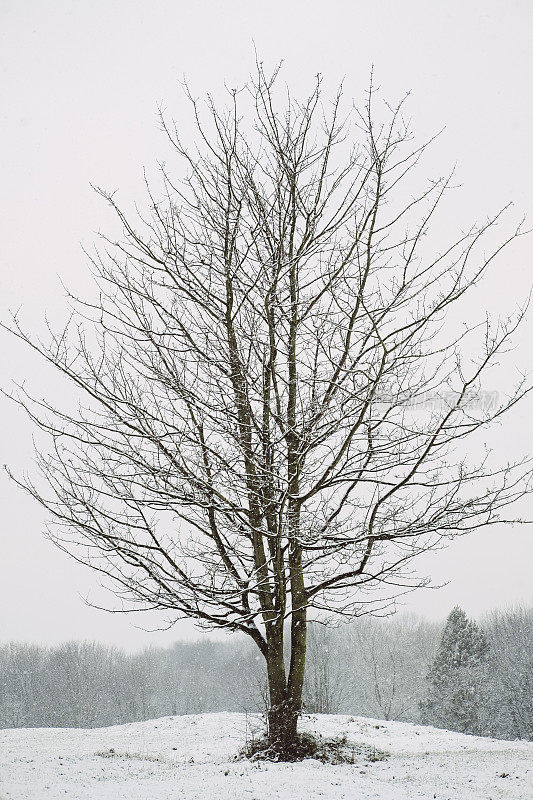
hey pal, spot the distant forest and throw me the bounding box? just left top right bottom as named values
left=1, top=606, right=531, bottom=741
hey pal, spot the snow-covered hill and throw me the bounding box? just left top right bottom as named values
left=1, top=713, right=531, bottom=799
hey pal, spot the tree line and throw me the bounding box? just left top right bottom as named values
left=1, top=606, right=530, bottom=740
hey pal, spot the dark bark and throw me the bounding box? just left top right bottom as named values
left=268, top=700, right=300, bottom=756
left=266, top=647, right=305, bottom=755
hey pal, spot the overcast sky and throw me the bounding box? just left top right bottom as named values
left=1, top=0, right=532, bottom=651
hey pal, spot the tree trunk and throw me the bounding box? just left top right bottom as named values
left=265, top=611, right=307, bottom=758
left=268, top=699, right=299, bottom=755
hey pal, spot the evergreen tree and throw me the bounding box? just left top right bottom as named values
left=421, top=606, right=489, bottom=734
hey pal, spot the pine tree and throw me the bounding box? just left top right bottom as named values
left=421, top=606, right=489, bottom=734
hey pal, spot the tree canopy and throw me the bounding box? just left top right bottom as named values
left=5, top=65, right=531, bottom=755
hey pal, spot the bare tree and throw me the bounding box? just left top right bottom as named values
left=4, top=64, right=531, bottom=756
left=483, top=604, right=533, bottom=739
left=304, top=624, right=347, bottom=714
left=349, top=614, right=439, bottom=722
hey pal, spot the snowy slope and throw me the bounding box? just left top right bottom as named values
left=1, top=712, right=531, bottom=799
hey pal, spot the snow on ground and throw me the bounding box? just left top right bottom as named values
left=0, top=713, right=531, bottom=799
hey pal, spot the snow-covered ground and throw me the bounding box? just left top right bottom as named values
left=1, top=712, right=531, bottom=799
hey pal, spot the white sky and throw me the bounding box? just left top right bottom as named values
left=0, top=0, right=532, bottom=650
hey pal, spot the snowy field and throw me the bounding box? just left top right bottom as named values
left=1, top=712, right=531, bottom=799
